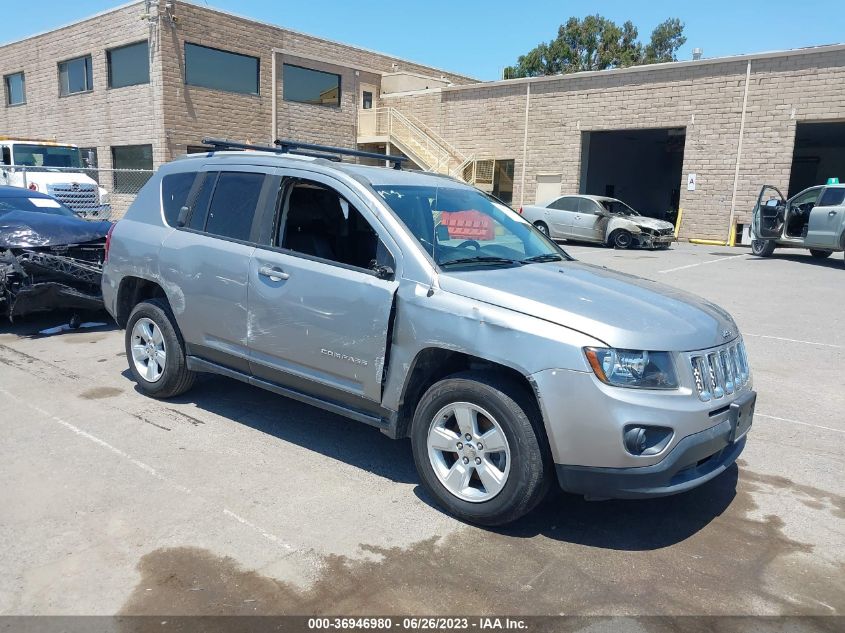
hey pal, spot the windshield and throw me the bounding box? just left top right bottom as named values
left=0, top=196, right=78, bottom=217
left=373, top=184, right=566, bottom=267
left=600, top=199, right=639, bottom=216
left=11, top=144, right=83, bottom=169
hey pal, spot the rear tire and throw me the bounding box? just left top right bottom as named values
left=534, top=221, right=550, bottom=237
left=609, top=229, right=633, bottom=249
left=125, top=299, right=196, bottom=399
left=809, top=249, right=832, bottom=259
left=751, top=239, right=776, bottom=257
left=410, top=371, right=550, bottom=526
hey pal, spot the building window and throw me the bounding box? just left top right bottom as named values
left=4, top=72, right=25, bottom=106
left=108, top=41, right=149, bottom=88
left=111, top=144, right=153, bottom=193
left=59, top=55, right=94, bottom=96
left=492, top=159, right=515, bottom=204
left=184, top=43, right=259, bottom=95
left=283, top=64, right=341, bottom=107
left=186, top=145, right=215, bottom=154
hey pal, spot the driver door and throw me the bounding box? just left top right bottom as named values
left=753, top=185, right=786, bottom=239
left=571, top=198, right=606, bottom=241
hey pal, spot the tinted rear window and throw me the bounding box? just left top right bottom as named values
left=204, top=172, right=265, bottom=241
left=161, top=172, right=198, bottom=226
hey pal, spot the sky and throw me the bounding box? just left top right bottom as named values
left=2, top=0, right=844, bottom=80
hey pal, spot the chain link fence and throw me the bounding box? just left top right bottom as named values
left=0, top=165, right=155, bottom=220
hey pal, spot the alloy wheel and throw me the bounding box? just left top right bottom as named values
left=426, top=402, right=511, bottom=503
left=130, top=317, right=167, bottom=383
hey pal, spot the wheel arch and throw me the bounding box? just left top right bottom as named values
left=115, top=276, right=169, bottom=328
left=392, top=347, right=545, bottom=443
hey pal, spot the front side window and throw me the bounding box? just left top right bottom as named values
left=59, top=56, right=93, bottom=95
left=277, top=179, right=392, bottom=272
left=108, top=41, right=150, bottom=88
left=4, top=72, right=25, bottom=105
left=599, top=199, right=639, bottom=216
left=111, top=144, right=153, bottom=193
left=374, top=185, right=563, bottom=268
left=819, top=188, right=845, bottom=207
left=12, top=144, right=82, bottom=168
left=283, top=64, right=341, bottom=107
left=204, top=172, right=265, bottom=241
left=185, top=43, right=259, bottom=95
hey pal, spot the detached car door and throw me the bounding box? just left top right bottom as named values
left=247, top=168, right=400, bottom=406
left=805, top=187, right=845, bottom=249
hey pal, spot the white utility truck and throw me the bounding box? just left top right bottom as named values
left=0, top=138, right=110, bottom=218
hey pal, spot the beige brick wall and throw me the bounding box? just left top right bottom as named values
left=0, top=2, right=161, bottom=169
left=159, top=1, right=476, bottom=161
left=387, top=49, right=845, bottom=240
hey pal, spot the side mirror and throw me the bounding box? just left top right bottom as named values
left=369, top=261, right=394, bottom=280
left=176, top=205, right=191, bottom=227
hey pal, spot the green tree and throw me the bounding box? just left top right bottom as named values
left=504, top=16, right=686, bottom=79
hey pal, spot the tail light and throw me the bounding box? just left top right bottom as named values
left=104, top=223, right=116, bottom=263
left=517, top=206, right=523, bottom=214
left=28, top=182, right=38, bottom=191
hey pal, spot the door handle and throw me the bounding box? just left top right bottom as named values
left=829, top=211, right=837, bottom=216
left=258, top=265, right=290, bottom=281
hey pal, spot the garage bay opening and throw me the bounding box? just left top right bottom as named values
left=788, top=121, right=845, bottom=196
left=579, top=128, right=686, bottom=222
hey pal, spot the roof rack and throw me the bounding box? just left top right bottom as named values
left=200, top=138, right=409, bottom=170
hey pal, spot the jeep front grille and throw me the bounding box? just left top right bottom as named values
left=47, top=183, right=99, bottom=211
left=689, top=340, right=750, bottom=402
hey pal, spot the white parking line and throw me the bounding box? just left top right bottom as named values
left=745, top=333, right=842, bottom=350
left=658, top=255, right=749, bottom=274
left=756, top=413, right=845, bottom=435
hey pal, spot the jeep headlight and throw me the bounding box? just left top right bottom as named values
left=584, top=347, right=678, bottom=389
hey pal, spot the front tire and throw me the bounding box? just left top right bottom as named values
left=751, top=239, right=776, bottom=257
left=609, top=229, right=633, bottom=249
left=534, top=221, right=550, bottom=237
left=809, top=249, right=832, bottom=259
left=125, top=299, right=196, bottom=399
left=411, top=371, right=550, bottom=526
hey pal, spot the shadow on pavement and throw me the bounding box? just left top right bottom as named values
left=745, top=251, right=845, bottom=269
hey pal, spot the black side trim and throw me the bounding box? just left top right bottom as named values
left=185, top=342, right=249, bottom=374
left=186, top=355, right=390, bottom=431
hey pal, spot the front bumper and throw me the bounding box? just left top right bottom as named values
left=636, top=233, right=675, bottom=248
left=556, top=420, right=746, bottom=499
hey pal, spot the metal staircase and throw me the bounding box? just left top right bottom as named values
left=359, top=107, right=474, bottom=181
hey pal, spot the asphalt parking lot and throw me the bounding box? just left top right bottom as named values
left=0, top=242, right=843, bottom=617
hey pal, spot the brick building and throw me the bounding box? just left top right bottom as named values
left=2, top=1, right=844, bottom=239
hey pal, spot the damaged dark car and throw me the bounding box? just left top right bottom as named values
left=0, top=186, right=111, bottom=321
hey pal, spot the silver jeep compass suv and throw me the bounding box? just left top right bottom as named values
left=102, top=139, right=755, bottom=525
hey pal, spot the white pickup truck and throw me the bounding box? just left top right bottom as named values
left=0, top=138, right=110, bottom=218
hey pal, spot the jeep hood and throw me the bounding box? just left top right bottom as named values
left=437, top=261, right=737, bottom=351
left=0, top=210, right=111, bottom=248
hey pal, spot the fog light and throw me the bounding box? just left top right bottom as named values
left=623, top=425, right=673, bottom=456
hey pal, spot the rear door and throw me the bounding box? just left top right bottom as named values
left=752, top=185, right=786, bottom=239
left=806, top=187, right=845, bottom=249
left=247, top=168, right=399, bottom=405
left=158, top=166, right=275, bottom=372
left=546, top=196, right=579, bottom=238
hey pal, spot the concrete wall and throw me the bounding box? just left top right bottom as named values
left=386, top=48, right=845, bottom=240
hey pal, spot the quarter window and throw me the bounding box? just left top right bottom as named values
left=59, top=56, right=94, bottom=95
left=161, top=172, right=199, bottom=226
left=4, top=72, right=25, bottom=105
left=204, top=172, right=265, bottom=241
left=283, top=64, right=341, bottom=107
left=111, top=144, right=153, bottom=193
left=108, top=41, right=150, bottom=88
left=185, top=43, right=259, bottom=95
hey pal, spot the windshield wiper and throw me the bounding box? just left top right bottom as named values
left=521, top=253, right=563, bottom=264
left=440, top=256, right=520, bottom=268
